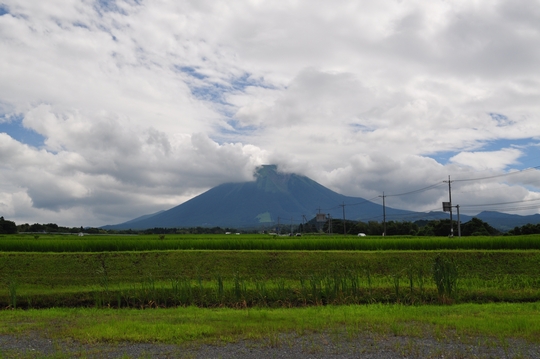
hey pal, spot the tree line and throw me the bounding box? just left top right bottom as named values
left=299, top=217, right=502, bottom=236
left=2, top=216, right=540, bottom=236
left=0, top=217, right=17, bottom=234
left=1, top=220, right=239, bottom=235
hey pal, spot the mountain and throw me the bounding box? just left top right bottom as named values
left=476, top=211, right=540, bottom=232
left=103, top=165, right=540, bottom=231
left=104, top=165, right=416, bottom=230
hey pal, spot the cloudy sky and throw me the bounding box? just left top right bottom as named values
left=1, top=0, right=540, bottom=227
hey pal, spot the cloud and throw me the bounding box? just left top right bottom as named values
left=450, top=148, right=523, bottom=171
left=1, top=0, right=540, bottom=226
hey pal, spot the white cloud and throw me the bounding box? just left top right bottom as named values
left=1, top=0, right=540, bottom=226
left=450, top=148, right=523, bottom=171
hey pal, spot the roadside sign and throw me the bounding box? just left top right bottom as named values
left=442, top=202, right=451, bottom=212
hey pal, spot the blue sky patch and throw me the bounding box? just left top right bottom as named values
left=176, top=66, right=208, bottom=80
left=349, top=123, right=374, bottom=133
left=430, top=138, right=540, bottom=170
left=178, top=66, right=272, bottom=106
left=489, top=112, right=514, bottom=126
left=94, top=0, right=126, bottom=15
left=224, top=119, right=256, bottom=133
left=191, top=83, right=229, bottom=104
left=498, top=139, right=540, bottom=170
left=0, top=4, right=9, bottom=16
left=0, top=116, right=46, bottom=147
left=73, top=21, right=90, bottom=30
left=230, top=73, right=272, bottom=91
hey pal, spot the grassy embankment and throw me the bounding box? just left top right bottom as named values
left=1, top=244, right=539, bottom=308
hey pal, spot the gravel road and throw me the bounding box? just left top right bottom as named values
left=1, top=331, right=539, bottom=358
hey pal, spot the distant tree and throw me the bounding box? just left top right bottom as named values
left=44, top=223, right=59, bottom=232
left=0, top=217, right=17, bottom=234
left=508, top=223, right=540, bottom=235
left=461, top=218, right=500, bottom=236
left=385, top=221, right=419, bottom=236
left=367, top=221, right=384, bottom=235
left=29, top=223, right=45, bottom=232
left=414, top=218, right=500, bottom=236
left=415, top=219, right=454, bottom=236
left=17, top=223, right=30, bottom=232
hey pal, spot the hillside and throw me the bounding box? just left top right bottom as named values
left=104, top=165, right=415, bottom=230
left=103, top=165, right=540, bottom=231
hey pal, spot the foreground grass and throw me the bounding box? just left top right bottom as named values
left=0, top=303, right=539, bottom=346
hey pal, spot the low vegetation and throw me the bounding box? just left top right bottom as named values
left=1, top=232, right=539, bottom=356
left=7, top=216, right=529, bottom=236
left=1, top=247, right=539, bottom=309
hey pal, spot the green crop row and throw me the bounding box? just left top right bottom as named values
left=2, top=233, right=540, bottom=251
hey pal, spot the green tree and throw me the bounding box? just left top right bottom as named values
left=0, top=217, right=17, bottom=234
left=461, top=218, right=500, bottom=236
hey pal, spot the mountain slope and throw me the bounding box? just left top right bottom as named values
left=476, top=211, right=540, bottom=232
left=104, top=165, right=414, bottom=230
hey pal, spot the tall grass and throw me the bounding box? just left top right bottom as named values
left=7, top=279, right=17, bottom=309
left=2, top=234, right=540, bottom=252
left=432, top=255, right=458, bottom=303
left=3, top=253, right=539, bottom=310
left=2, top=250, right=540, bottom=309
left=3, top=268, right=540, bottom=309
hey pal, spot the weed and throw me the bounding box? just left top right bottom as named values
left=7, top=279, right=17, bottom=309
left=433, top=255, right=458, bottom=303
left=365, top=268, right=373, bottom=299
left=96, top=257, right=109, bottom=293
left=407, top=266, right=414, bottom=294
left=392, top=274, right=400, bottom=301
left=255, top=279, right=267, bottom=306
left=233, top=272, right=246, bottom=301
left=216, top=274, right=224, bottom=303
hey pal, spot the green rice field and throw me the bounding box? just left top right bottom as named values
left=1, top=233, right=540, bottom=252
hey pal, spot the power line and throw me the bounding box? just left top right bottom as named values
left=460, top=197, right=540, bottom=208
left=385, top=182, right=446, bottom=197
left=454, top=166, right=540, bottom=182
left=345, top=196, right=382, bottom=206
left=304, top=164, right=540, bottom=226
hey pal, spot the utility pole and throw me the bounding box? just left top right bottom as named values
left=340, top=202, right=346, bottom=235
left=379, top=192, right=387, bottom=236
left=316, top=207, right=322, bottom=233
left=290, top=217, right=293, bottom=235
left=443, top=176, right=454, bottom=237
left=328, top=213, right=332, bottom=234
left=456, top=205, right=461, bottom=237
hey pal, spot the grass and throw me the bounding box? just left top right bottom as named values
left=2, top=250, right=540, bottom=285
left=1, top=250, right=540, bottom=308
left=0, top=303, right=539, bottom=345
left=1, top=235, right=539, bottom=356
left=2, top=233, right=540, bottom=251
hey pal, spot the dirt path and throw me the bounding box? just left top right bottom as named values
left=1, top=332, right=539, bottom=358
